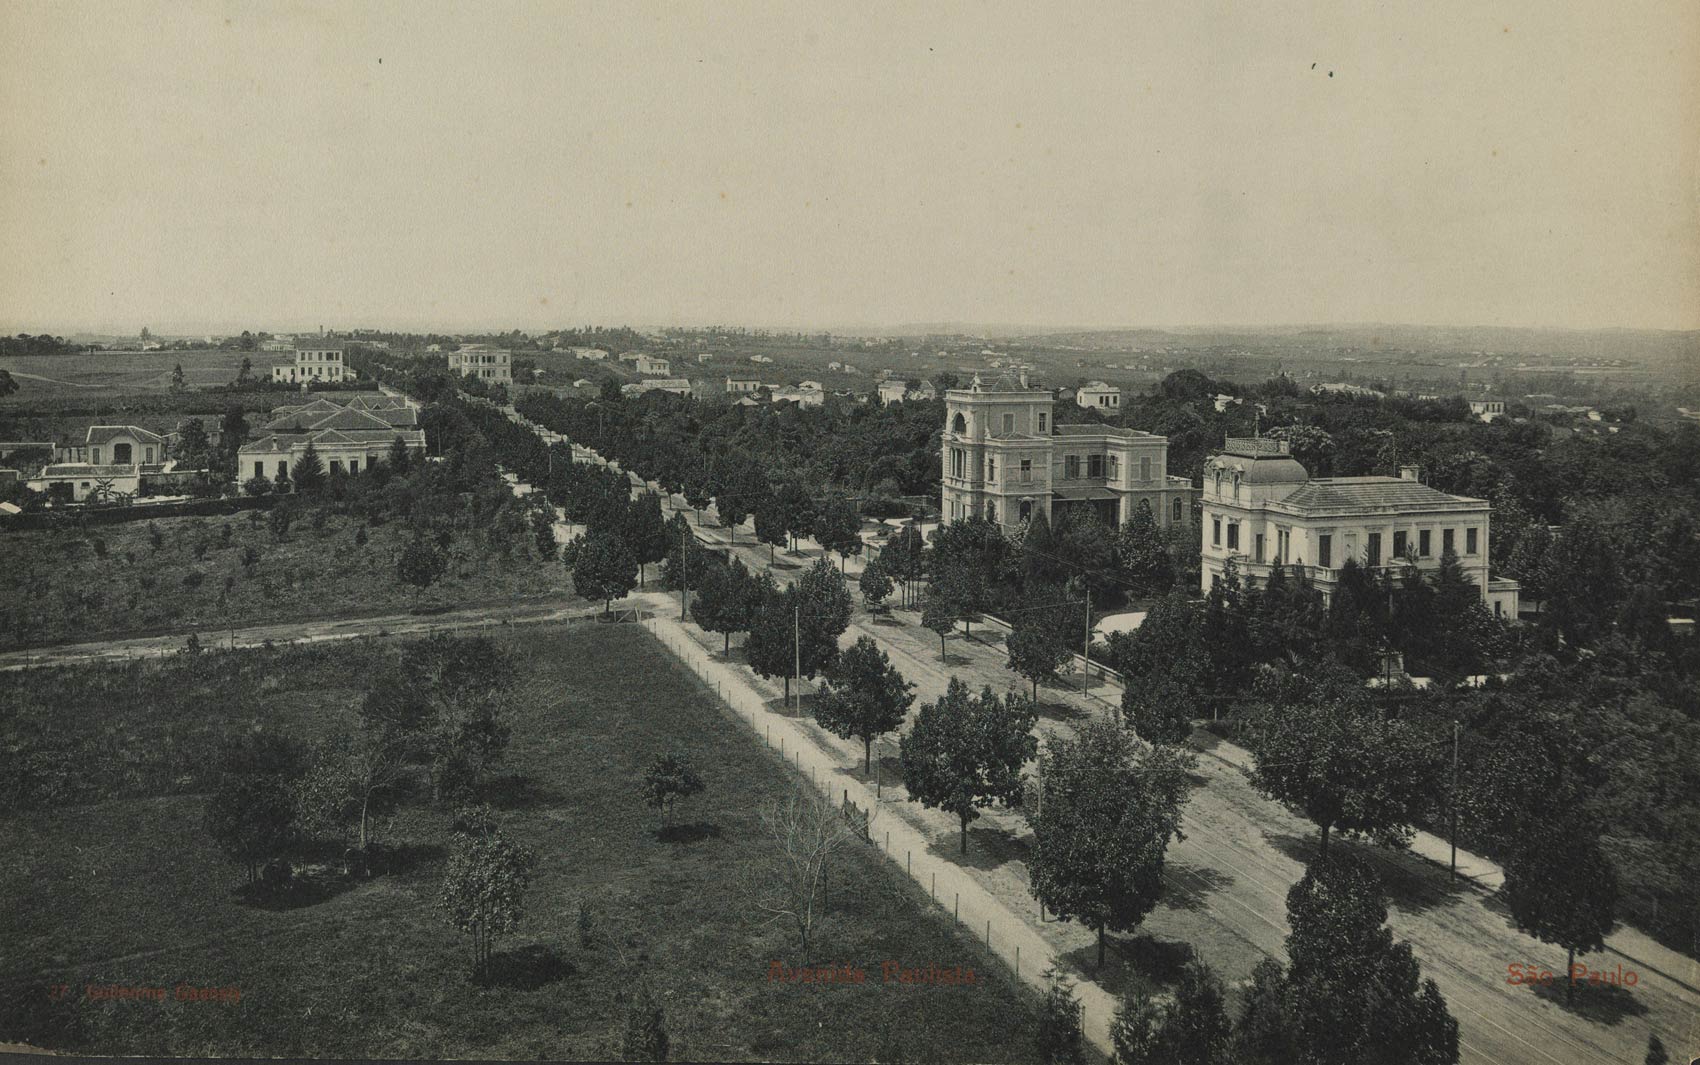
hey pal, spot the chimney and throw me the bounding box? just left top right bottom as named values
left=1399, top=465, right=1421, bottom=482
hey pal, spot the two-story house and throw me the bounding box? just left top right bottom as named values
left=448, top=346, right=513, bottom=385
left=941, top=374, right=1196, bottom=530
left=1199, top=436, right=1520, bottom=616
left=272, top=341, right=353, bottom=384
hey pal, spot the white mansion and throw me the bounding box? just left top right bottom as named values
left=1200, top=437, right=1520, bottom=616
left=941, top=374, right=1197, bottom=532
left=272, top=340, right=353, bottom=384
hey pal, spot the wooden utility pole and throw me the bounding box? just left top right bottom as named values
left=1082, top=588, right=1092, bottom=692
left=680, top=520, right=690, bottom=619
left=1450, top=719, right=1460, bottom=882
left=794, top=602, right=802, bottom=714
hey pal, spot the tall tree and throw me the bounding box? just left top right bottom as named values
left=1028, top=720, right=1190, bottom=966
left=1110, top=960, right=1232, bottom=1065
left=641, top=752, right=706, bottom=828
left=293, top=442, right=326, bottom=494
left=858, top=557, right=894, bottom=612
left=690, top=558, right=754, bottom=654
left=397, top=534, right=447, bottom=591
left=1280, top=854, right=1459, bottom=1065
left=1247, top=668, right=1439, bottom=857
left=900, top=678, right=1038, bottom=854
left=920, top=578, right=959, bottom=660
left=437, top=810, right=538, bottom=977
left=174, top=418, right=211, bottom=467
left=624, top=490, right=669, bottom=588
left=812, top=495, right=864, bottom=570
left=1113, top=592, right=1211, bottom=745
left=571, top=531, right=639, bottom=615
left=813, top=635, right=916, bottom=772
left=753, top=496, right=788, bottom=563
left=1117, top=499, right=1173, bottom=593
left=773, top=480, right=817, bottom=553
left=1005, top=591, right=1075, bottom=704
left=1502, top=817, right=1619, bottom=1003
left=1034, top=969, right=1086, bottom=1065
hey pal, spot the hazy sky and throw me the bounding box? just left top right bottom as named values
left=2, top=1, right=1696, bottom=335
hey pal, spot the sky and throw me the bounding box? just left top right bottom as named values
left=1, top=1, right=1696, bottom=336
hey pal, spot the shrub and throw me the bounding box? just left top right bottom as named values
left=91, top=537, right=108, bottom=558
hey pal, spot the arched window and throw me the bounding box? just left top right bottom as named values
left=1172, top=497, right=1183, bottom=522
left=951, top=412, right=967, bottom=434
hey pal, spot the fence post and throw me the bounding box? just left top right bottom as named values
left=931, top=872, right=935, bottom=901
left=906, top=851, right=910, bottom=875
left=1016, top=945, right=1020, bottom=978
left=955, top=893, right=959, bottom=921
left=986, top=920, right=990, bottom=947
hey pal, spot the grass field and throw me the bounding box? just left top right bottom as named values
left=0, top=351, right=293, bottom=404
left=0, top=504, right=571, bottom=650
left=0, top=624, right=1037, bottom=1060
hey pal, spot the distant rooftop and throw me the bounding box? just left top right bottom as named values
left=1221, top=437, right=1289, bottom=457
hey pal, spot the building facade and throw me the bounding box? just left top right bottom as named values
left=940, top=374, right=1196, bottom=531
left=1199, top=437, right=1519, bottom=616
left=622, top=378, right=693, bottom=397
left=273, top=341, right=351, bottom=384
left=237, top=396, right=426, bottom=482
left=30, top=426, right=168, bottom=501
left=448, top=347, right=513, bottom=385
left=1076, top=381, right=1122, bottom=410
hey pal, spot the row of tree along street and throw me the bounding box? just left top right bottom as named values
left=459, top=366, right=1700, bottom=980
left=356, top=359, right=1694, bottom=1061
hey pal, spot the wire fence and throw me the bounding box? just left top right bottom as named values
left=641, top=613, right=1120, bottom=1055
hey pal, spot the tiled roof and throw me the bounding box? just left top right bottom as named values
left=1276, top=478, right=1485, bottom=512
left=265, top=402, right=411, bottom=433
left=238, top=427, right=423, bottom=455
left=85, top=425, right=164, bottom=446
left=295, top=340, right=346, bottom=351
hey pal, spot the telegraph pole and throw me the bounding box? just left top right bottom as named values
left=1082, top=587, right=1092, bottom=693
left=794, top=602, right=802, bottom=714
left=1449, top=719, right=1460, bottom=882
left=680, top=521, right=690, bottom=619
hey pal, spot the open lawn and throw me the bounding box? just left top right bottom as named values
left=0, top=504, right=570, bottom=650
left=0, top=623, right=1037, bottom=1061
left=0, top=351, right=292, bottom=404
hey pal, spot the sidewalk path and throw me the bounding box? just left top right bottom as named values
left=0, top=597, right=598, bottom=672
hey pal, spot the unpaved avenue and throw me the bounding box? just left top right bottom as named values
left=532, top=414, right=1699, bottom=1065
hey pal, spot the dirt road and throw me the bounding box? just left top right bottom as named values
left=532, top=415, right=1699, bottom=1065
